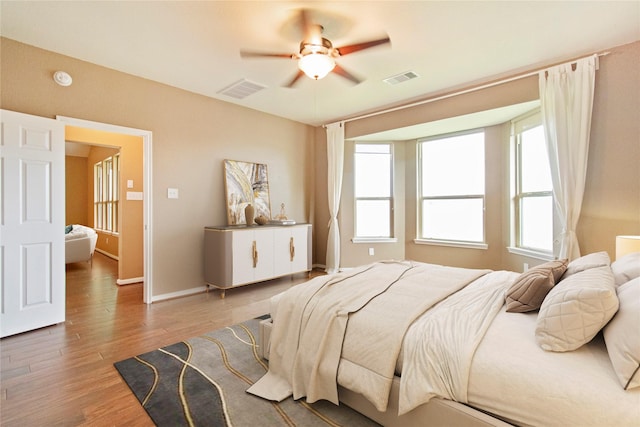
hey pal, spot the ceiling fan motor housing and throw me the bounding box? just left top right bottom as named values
left=299, top=37, right=334, bottom=56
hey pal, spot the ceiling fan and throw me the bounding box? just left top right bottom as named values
left=240, top=9, right=390, bottom=87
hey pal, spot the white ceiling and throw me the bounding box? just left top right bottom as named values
left=1, top=1, right=639, bottom=128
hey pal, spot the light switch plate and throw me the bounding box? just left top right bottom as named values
left=167, top=188, right=179, bottom=199
left=126, top=191, right=143, bottom=200
left=127, top=179, right=134, bottom=189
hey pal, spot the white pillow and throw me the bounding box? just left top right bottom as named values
left=611, top=252, right=640, bottom=286
left=603, top=277, right=640, bottom=389
left=536, top=265, right=619, bottom=352
left=561, top=251, right=611, bottom=280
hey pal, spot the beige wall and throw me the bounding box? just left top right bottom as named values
left=65, top=155, right=88, bottom=225
left=1, top=37, right=314, bottom=298
left=578, top=41, right=640, bottom=257
left=314, top=41, right=640, bottom=271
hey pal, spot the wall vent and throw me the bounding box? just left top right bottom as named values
left=218, top=79, right=266, bottom=99
left=383, top=71, right=419, bottom=85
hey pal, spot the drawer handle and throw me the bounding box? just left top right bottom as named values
left=252, top=240, right=258, bottom=268
left=290, top=237, right=295, bottom=261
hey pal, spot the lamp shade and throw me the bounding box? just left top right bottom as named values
left=298, top=54, right=335, bottom=80
left=615, top=235, right=640, bottom=260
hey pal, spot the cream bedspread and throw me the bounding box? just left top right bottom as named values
left=247, top=260, right=490, bottom=411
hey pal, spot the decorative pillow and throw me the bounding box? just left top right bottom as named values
left=535, top=265, right=619, bottom=352
left=611, top=252, right=640, bottom=286
left=561, top=251, right=610, bottom=280
left=505, top=259, right=568, bottom=313
left=65, top=224, right=73, bottom=234
left=603, top=278, right=640, bottom=389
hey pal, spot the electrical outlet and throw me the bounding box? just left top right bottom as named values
left=523, top=263, right=529, bottom=272
left=369, top=247, right=375, bottom=256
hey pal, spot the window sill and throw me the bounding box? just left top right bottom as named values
left=352, top=237, right=398, bottom=244
left=95, top=229, right=119, bottom=237
left=507, top=246, right=555, bottom=261
left=413, top=239, right=488, bottom=250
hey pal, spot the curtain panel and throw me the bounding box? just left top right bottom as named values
left=325, top=122, right=345, bottom=273
left=539, top=55, right=598, bottom=260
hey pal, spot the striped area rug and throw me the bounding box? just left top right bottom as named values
left=114, top=316, right=380, bottom=426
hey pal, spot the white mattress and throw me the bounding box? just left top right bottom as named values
left=467, top=307, right=640, bottom=426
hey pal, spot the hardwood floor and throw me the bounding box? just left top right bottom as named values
left=1, top=253, right=320, bottom=426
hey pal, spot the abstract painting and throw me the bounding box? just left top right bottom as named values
left=224, top=159, right=271, bottom=225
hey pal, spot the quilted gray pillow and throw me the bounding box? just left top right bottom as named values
left=505, top=259, right=568, bottom=313
left=535, top=265, right=619, bottom=352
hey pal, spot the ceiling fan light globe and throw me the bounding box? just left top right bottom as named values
left=298, top=54, right=335, bottom=80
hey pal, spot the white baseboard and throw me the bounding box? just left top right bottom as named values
left=95, top=248, right=119, bottom=261
left=116, top=277, right=144, bottom=286
left=312, top=263, right=326, bottom=270
left=151, top=285, right=208, bottom=303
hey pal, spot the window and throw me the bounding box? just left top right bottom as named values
left=512, top=111, right=553, bottom=254
left=354, top=143, right=393, bottom=239
left=94, top=154, right=120, bottom=233
left=418, top=131, right=485, bottom=245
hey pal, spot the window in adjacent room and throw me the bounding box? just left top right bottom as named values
left=417, top=130, right=486, bottom=247
left=511, top=110, right=553, bottom=255
left=94, top=154, right=120, bottom=234
left=354, top=143, right=394, bottom=240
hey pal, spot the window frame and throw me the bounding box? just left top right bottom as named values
left=415, top=129, right=487, bottom=249
left=94, top=154, right=120, bottom=235
left=509, top=109, right=555, bottom=260
left=352, top=142, right=395, bottom=242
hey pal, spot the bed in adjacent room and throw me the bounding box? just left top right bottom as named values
left=248, top=252, right=640, bottom=427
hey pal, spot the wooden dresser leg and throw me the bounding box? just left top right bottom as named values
left=220, top=289, right=226, bottom=299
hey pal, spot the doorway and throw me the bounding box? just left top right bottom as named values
left=58, top=116, right=153, bottom=304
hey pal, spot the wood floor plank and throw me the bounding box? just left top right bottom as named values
left=0, top=252, right=323, bottom=426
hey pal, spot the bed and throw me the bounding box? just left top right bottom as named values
left=248, top=253, right=640, bottom=427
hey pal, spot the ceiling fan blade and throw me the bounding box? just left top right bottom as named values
left=335, top=37, right=391, bottom=56
left=240, top=50, right=295, bottom=59
left=284, top=70, right=305, bottom=87
left=333, top=64, right=361, bottom=84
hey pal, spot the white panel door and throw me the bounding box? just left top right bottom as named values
left=1, top=110, right=65, bottom=337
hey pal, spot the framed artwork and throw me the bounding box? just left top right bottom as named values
left=224, top=159, right=271, bottom=225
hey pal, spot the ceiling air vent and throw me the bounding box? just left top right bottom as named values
left=218, top=79, right=266, bottom=99
left=383, top=71, right=419, bottom=85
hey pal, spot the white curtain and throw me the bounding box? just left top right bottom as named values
left=539, top=55, right=598, bottom=261
left=325, top=122, right=344, bottom=273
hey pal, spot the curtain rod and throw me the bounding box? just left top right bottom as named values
left=330, top=51, right=609, bottom=126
